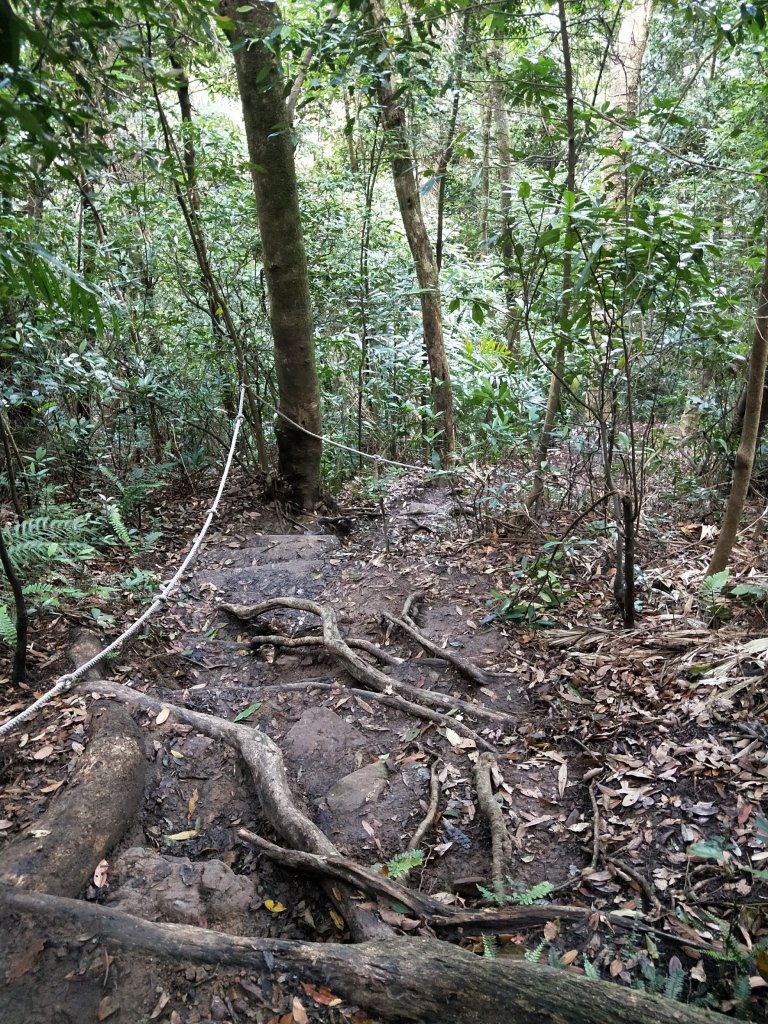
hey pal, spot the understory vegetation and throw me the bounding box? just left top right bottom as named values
left=4, top=1, right=768, bottom=1022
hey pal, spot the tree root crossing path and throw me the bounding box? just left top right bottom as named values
left=0, top=481, right=745, bottom=1023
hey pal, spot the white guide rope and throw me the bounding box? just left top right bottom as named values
left=0, top=385, right=246, bottom=739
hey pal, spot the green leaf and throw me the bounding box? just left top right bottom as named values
left=687, top=838, right=726, bottom=863
left=234, top=702, right=262, bottom=722
left=518, top=181, right=531, bottom=200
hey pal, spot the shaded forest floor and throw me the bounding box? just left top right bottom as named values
left=2, top=466, right=768, bottom=1023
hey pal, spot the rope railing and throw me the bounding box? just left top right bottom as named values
left=0, top=385, right=246, bottom=739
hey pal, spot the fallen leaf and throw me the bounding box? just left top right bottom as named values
left=149, top=992, right=170, bottom=1020
left=155, top=707, right=170, bottom=725
left=165, top=827, right=200, bottom=842
left=32, top=744, right=54, bottom=760
left=188, top=787, right=199, bottom=817
left=292, top=997, right=309, bottom=1024
left=301, top=983, right=342, bottom=1007
left=264, top=900, right=286, bottom=914
left=609, top=958, right=623, bottom=977
left=755, top=948, right=768, bottom=983
left=235, top=702, right=262, bottom=722
left=93, top=860, right=109, bottom=888
left=558, top=762, right=568, bottom=799
left=6, top=935, right=45, bottom=980
left=329, top=908, right=345, bottom=930
left=543, top=920, right=559, bottom=941
left=98, top=996, right=120, bottom=1020
left=39, top=780, right=64, bottom=794
left=560, top=949, right=579, bottom=967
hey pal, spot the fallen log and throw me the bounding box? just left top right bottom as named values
left=1, top=885, right=733, bottom=1024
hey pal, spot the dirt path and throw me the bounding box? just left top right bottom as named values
left=2, top=474, right=767, bottom=1022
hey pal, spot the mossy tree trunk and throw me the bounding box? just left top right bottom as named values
left=221, top=0, right=322, bottom=507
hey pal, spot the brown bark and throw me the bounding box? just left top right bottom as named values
left=708, top=246, right=768, bottom=574
left=0, top=702, right=145, bottom=894
left=2, top=887, right=733, bottom=1024
left=221, top=0, right=322, bottom=507
left=168, top=47, right=200, bottom=211
left=367, top=0, right=455, bottom=463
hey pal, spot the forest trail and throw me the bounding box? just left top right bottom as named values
left=2, top=473, right=768, bottom=1023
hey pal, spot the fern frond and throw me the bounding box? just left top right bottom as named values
left=482, top=934, right=498, bottom=959
left=516, top=880, right=554, bottom=905
left=386, top=849, right=425, bottom=880
left=0, top=605, right=17, bottom=646
left=525, top=939, right=547, bottom=963
left=583, top=955, right=599, bottom=980
left=105, top=504, right=135, bottom=550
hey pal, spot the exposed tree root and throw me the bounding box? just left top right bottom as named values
left=382, top=590, right=493, bottom=686
left=81, top=678, right=390, bottom=941
left=222, top=596, right=510, bottom=747
left=1, top=886, right=732, bottom=1024
left=0, top=701, right=145, bottom=896
left=407, top=759, right=441, bottom=851
left=238, top=828, right=443, bottom=917
left=473, top=752, right=515, bottom=884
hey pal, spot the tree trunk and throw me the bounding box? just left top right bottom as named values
left=604, top=0, right=654, bottom=204
left=707, top=244, right=768, bottom=574
left=490, top=71, right=519, bottom=353
left=221, top=0, right=322, bottom=507
left=525, top=0, right=575, bottom=511
left=367, top=0, right=455, bottom=464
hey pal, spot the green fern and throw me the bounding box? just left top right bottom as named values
left=583, top=955, right=599, bottom=980
left=524, top=939, right=547, bottom=963
left=0, top=605, right=16, bottom=645
left=477, top=877, right=554, bottom=906
left=481, top=934, right=498, bottom=959
left=105, top=504, right=135, bottom=551
left=386, top=849, right=425, bottom=880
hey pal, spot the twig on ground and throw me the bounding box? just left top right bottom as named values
left=238, top=829, right=441, bottom=917
left=607, top=856, right=663, bottom=917
left=381, top=608, right=492, bottom=687
left=588, top=784, right=601, bottom=870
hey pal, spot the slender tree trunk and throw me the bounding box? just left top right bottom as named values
left=0, top=525, right=27, bottom=683
left=707, top=244, right=768, bottom=575
left=168, top=46, right=200, bottom=211
left=478, top=91, right=492, bottom=246
left=490, top=71, right=519, bottom=353
left=604, top=0, right=654, bottom=204
left=435, top=13, right=470, bottom=273
left=221, top=0, right=322, bottom=507
left=525, top=0, right=576, bottom=511
left=367, top=0, right=455, bottom=463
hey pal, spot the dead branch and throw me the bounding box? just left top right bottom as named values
left=2, top=885, right=732, bottom=1024
left=81, top=678, right=390, bottom=941
left=474, top=752, right=516, bottom=884
left=0, top=702, right=145, bottom=896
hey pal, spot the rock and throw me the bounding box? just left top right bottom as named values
left=283, top=708, right=368, bottom=799
left=325, top=760, right=389, bottom=814
left=108, top=848, right=255, bottom=933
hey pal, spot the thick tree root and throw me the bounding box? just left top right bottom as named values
left=222, top=596, right=513, bottom=743
left=1, top=886, right=732, bottom=1024
left=473, top=752, right=516, bottom=885
left=0, top=701, right=145, bottom=896
left=81, top=678, right=390, bottom=941
left=406, top=759, right=440, bottom=851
